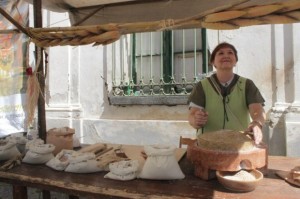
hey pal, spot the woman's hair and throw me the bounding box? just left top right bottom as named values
left=210, top=42, right=238, bottom=64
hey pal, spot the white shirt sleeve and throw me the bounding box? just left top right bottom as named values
left=189, top=102, right=204, bottom=110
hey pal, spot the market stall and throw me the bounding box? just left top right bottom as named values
left=1, top=0, right=299, bottom=141
left=1, top=1, right=300, bottom=199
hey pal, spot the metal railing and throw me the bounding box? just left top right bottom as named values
left=109, top=29, right=210, bottom=105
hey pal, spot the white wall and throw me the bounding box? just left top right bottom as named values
left=39, top=10, right=300, bottom=157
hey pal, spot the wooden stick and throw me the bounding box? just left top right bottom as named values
left=73, top=5, right=105, bottom=26
left=29, top=24, right=118, bottom=33
left=0, top=7, right=31, bottom=37
left=95, top=147, right=113, bottom=157
left=0, top=29, right=21, bottom=34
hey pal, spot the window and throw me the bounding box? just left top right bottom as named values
left=109, top=28, right=211, bottom=105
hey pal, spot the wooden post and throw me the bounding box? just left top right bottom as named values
left=42, top=190, right=50, bottom=199
left=33, top=1, right=49, bottom=198
left=33, top=0, right=46, bottom=141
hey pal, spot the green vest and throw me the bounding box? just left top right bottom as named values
left=198, top=77, right=250, bottom=135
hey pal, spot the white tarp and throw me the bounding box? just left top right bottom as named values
left=24, top=0, right=296, bottom=26
left=0, top=0, right=29, bottom=137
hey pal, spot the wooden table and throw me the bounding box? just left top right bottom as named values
left=0, top=151, right=300, bottom=199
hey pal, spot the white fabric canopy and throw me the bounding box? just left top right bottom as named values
left=24, top=0, right=300, bottom=26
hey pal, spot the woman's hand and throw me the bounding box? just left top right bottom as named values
left=188, top=108, right=208, bottom=129
left=247, top=121, right=263, bottom=145
left=248, top=103, right=266, bottom=145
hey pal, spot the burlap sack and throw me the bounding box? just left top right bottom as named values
left=138, top=145, right=185, bottom=180
left=47, top=127, right=75, bottom=155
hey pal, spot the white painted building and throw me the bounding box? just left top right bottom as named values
left=37, top=10, right=300, bottom=157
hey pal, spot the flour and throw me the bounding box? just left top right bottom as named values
left=223, top=170, right=256, bottom=181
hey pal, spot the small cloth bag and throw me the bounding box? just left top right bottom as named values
left=6, top=135, right=28, bottom=154
left=46, top=149, right=77, bottom=171
left=104, top=160, right=139, bottom=181
left=64, top=152, right=103, bottom=173
left=0, top=140, right=21, bottom=161
left=138, top=145, right=185, bottom=180
left=23, top=143, right=55, bottom=164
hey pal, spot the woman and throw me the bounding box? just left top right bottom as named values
left=188, top=42, right=266, bottom=144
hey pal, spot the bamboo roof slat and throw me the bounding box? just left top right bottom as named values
left=201, top=22, right=239, bottom=30
left=285, top=11, right=300, bottom=20
left=277, top=0, right=300, bottom=13
left=230, top=19, right=264, bottom=27
left=242, top=5, right=284, bottom=18
left=261, top=14, right=298, bottom=24
left=203, top=11, right=247, bottom=23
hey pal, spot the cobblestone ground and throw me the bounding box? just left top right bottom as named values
left=0, top=182, right=69, bottom=199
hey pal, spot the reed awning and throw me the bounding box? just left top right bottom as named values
left=3, top=0, right=300, bottom=47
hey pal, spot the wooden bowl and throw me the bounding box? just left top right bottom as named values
left=216, top=169, right=263, bottom=192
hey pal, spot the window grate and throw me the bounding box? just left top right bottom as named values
left=109, top=29, right=211, bottom=105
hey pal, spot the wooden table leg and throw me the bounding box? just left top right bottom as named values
left=42, top=190, right=51, bottom=199
left=69, top=195, right=79, bottom=199
left=12, top=185, right=27, bottom=199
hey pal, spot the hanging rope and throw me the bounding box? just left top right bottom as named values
left=26, top=47, right=42, bottom=127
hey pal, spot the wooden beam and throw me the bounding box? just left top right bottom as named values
left=33, top=2, right=50, bottom=198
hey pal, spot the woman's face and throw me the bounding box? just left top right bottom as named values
left=212, top=47, right=237, bottom=71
